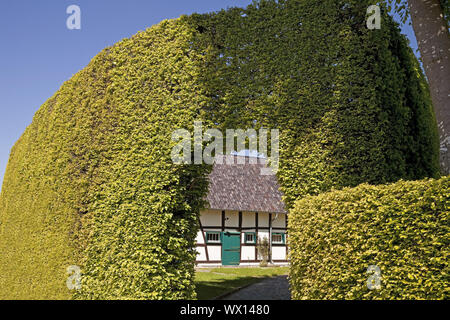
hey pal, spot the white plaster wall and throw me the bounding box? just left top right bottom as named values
left=242, top=211, right=255, bottom=228
left=259, top=212, right=269, bottom=228
left=272, top=213, right=286, bottom=228
left=197, top=263, right=222, bottom=268
left=208, top=246, right=221, bottom=261
left=241, top=246, right=256, bottom=261
left=225, top=210, right=239, bottom=228
left=258, top=231, right=270, bottom=242
left=241, top=230, right=256, bottom=243
left=272, top=246, right=286, bottom=260
left=200, top=209, right=222, bottom=227
left=196, top=231, right=204, bottom=244
left=196, top=246, right=207, bottom=261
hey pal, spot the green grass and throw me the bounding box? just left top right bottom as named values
left=195, top=267, right=289, bottom=300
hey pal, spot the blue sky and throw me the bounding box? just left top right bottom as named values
left=0, top=1, right=418, bottom=186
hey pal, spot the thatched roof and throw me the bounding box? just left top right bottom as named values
left=205, top=155, right=287, bottom=214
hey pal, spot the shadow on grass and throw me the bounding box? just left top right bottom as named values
left=196, top=276, right=264, bottom=300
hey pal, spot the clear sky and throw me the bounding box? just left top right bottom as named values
left=0, top=1, right=418, bottom=187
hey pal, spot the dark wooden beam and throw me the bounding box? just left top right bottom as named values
left=269, top=213, right=272, bottom=262
left=239, top=211, right=242, bottom=261
left=238, top=260, right=289, bottom=263
left=221, top=211, right=225, bottom=231
left=238, top=211, right=242, bottom=231
left=198, top=218, right=209, bottom=262
left=198, top=226, right=286, bottom=231
left=255, top=212, right=259, bottom=261
left=285, top=214, right=288, bottom=260
left=196, top=243, right=221, bottom=247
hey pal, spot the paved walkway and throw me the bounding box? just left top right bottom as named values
left=222, top=275, right=291, bottom=300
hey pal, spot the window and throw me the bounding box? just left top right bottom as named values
left=272, top=233, right=285, bottom=244
left=244, top=232, right=256, bottom=244
left=206, top=232, right=221, bottom=244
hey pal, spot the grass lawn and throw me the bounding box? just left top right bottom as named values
left=195, top=267, right=289, bottom=300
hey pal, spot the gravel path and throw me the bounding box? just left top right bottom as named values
left=222, top=275, right=291, bottom=300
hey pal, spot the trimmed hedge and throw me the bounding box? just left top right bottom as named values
left=190, top=0, right=439, bottom=207
left=289, top=176, right=449, bottom=299
left=0, top=18, right=211, bottom=300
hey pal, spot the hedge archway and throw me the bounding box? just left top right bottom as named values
left=0, top=0, right=439, bottom=299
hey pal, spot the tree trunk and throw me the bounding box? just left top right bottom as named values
left=408, top=0, right=450, bottom=175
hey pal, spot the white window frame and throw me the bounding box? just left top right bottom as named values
left=271, top=233, right=284, bottom=244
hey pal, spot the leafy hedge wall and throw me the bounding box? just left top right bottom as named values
left=0, top=0, right=441, bottom=299
left=190, top=0, right=439, bottom=207
left=289, top=176, right=449, bottom=299
left=0, top=18, right=211, bottom=300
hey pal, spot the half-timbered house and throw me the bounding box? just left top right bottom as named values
left=196, top=155, right=288, bottom=266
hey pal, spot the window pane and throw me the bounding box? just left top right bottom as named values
left=272, top=234, right=283, bottom=243
left=207, top=232, right=220, bottom=243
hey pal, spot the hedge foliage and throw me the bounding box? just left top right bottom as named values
left=0, top=18, right=211, bottom=300
left=189, top=0, right=439, bottom=207
left=0, top=0, right=441, bottom=299
left=289, top=176, right=449, bottom=299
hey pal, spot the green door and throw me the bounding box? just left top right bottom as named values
left=222, top=232, right=241, bottom=266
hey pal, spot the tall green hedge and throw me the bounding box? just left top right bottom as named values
left=189, top=0, right=439, bottom=206
left=289, top=176, right=449, bottom=299
left=0, top=0, right=440, bottom=299
left=0, top=18, right=211, bottom=300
